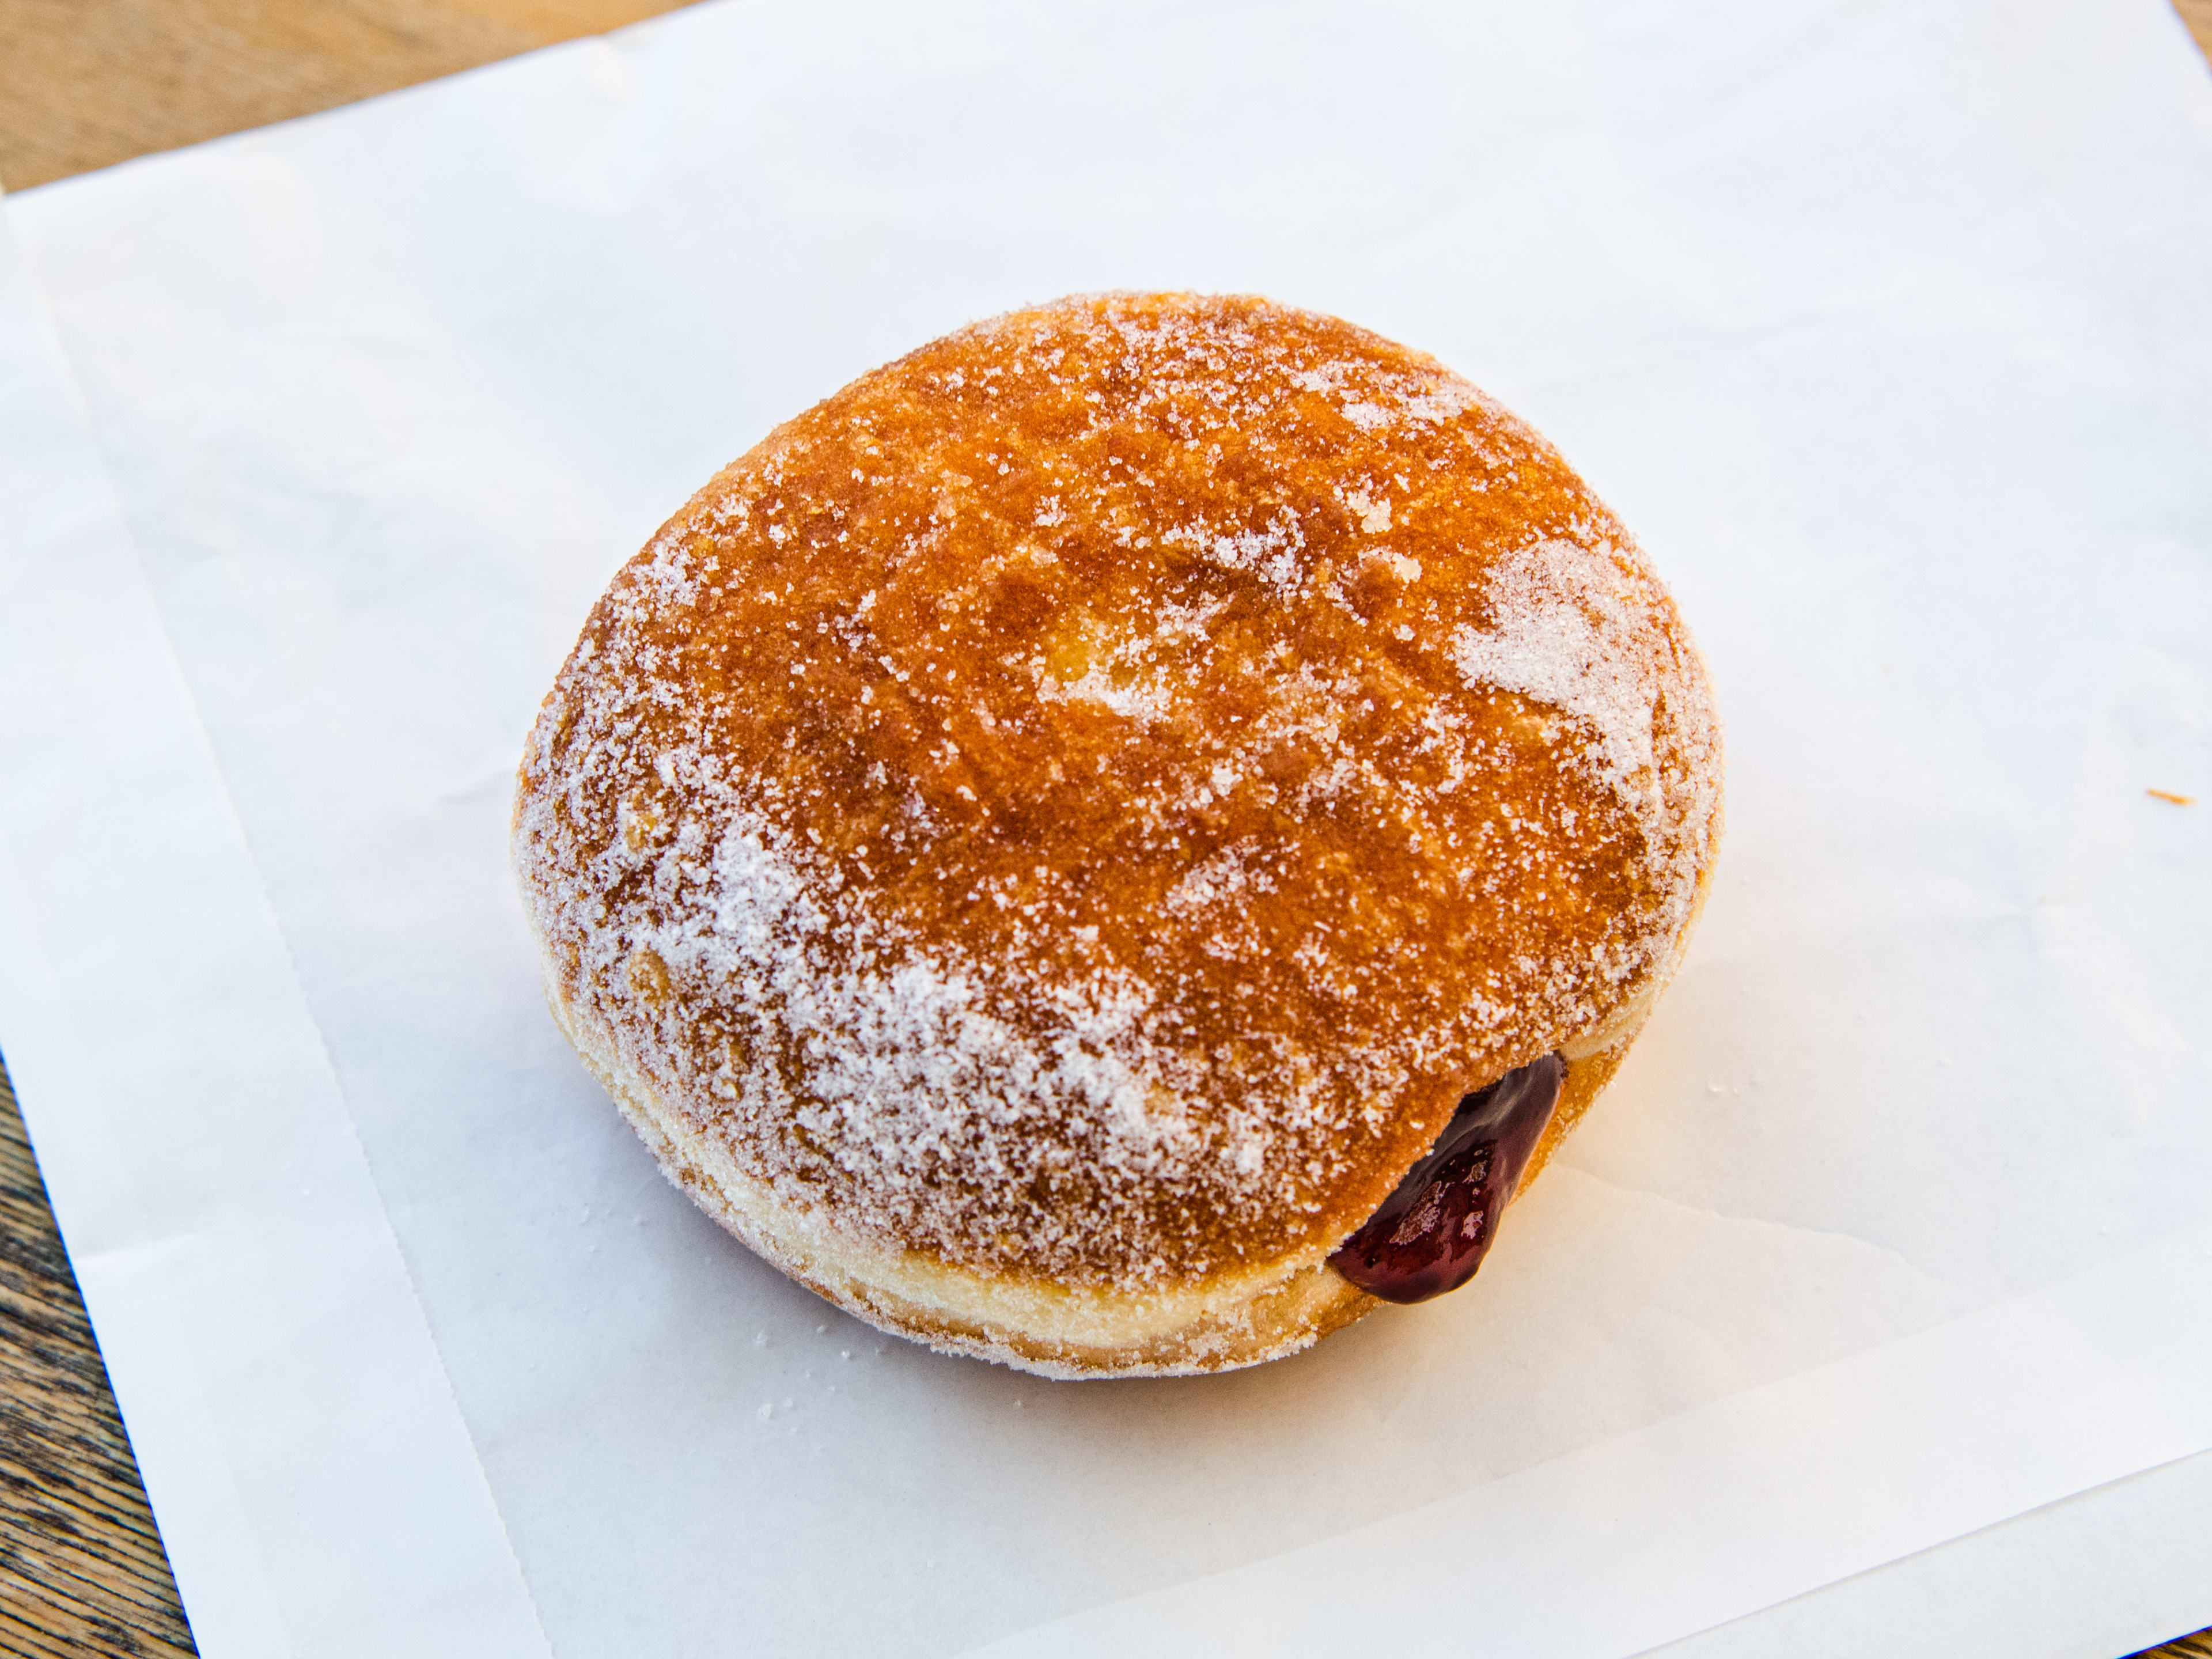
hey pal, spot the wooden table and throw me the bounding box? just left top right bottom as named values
left=2, top=2, right=2210, bottom=1652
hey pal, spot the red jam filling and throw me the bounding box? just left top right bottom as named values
left=1328, top=1054, right=1566, bottom=1304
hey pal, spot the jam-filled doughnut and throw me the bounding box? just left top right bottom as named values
left=513, top=293, right=1722, bottom=1378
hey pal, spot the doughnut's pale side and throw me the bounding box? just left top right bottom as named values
left=538, top=923, right=1669, bottom=1377
left=514, top=292, right=1724, bottom=1378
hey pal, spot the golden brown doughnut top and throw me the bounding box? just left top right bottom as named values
left=514, top=293, right=1721, bottom=1291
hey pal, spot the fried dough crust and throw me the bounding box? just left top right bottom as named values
left=514, top=293, right=1721, bottom=1374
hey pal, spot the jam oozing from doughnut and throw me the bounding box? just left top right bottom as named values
left=1328, top=1054, right=1566, bottom=1304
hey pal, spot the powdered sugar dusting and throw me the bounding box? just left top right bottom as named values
left=1452, top=539, right=1662, bottom=808
left=514, top=292, right=1722, bottom=1291
left=1450, top=536, right=1722, bottom=944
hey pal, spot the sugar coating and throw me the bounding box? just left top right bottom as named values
left=513, top=293, right=1722, bottom=1293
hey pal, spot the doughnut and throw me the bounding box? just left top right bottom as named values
left=512, top=292, right=1722, bottom=1379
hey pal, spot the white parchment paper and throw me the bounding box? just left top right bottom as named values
left=0, top=208, right=547, bottom=1659
left=3, top=0, right=2211, bottom=1653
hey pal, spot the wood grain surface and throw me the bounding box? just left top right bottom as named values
left=1, top=1062, right=195, bottom=1658
left=0, top=0, right=691, bottom=191
left=2, top=2, right=2210, bottom=1654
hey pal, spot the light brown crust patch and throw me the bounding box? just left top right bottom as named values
left=513, top=293, right=1722, bottom=1305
